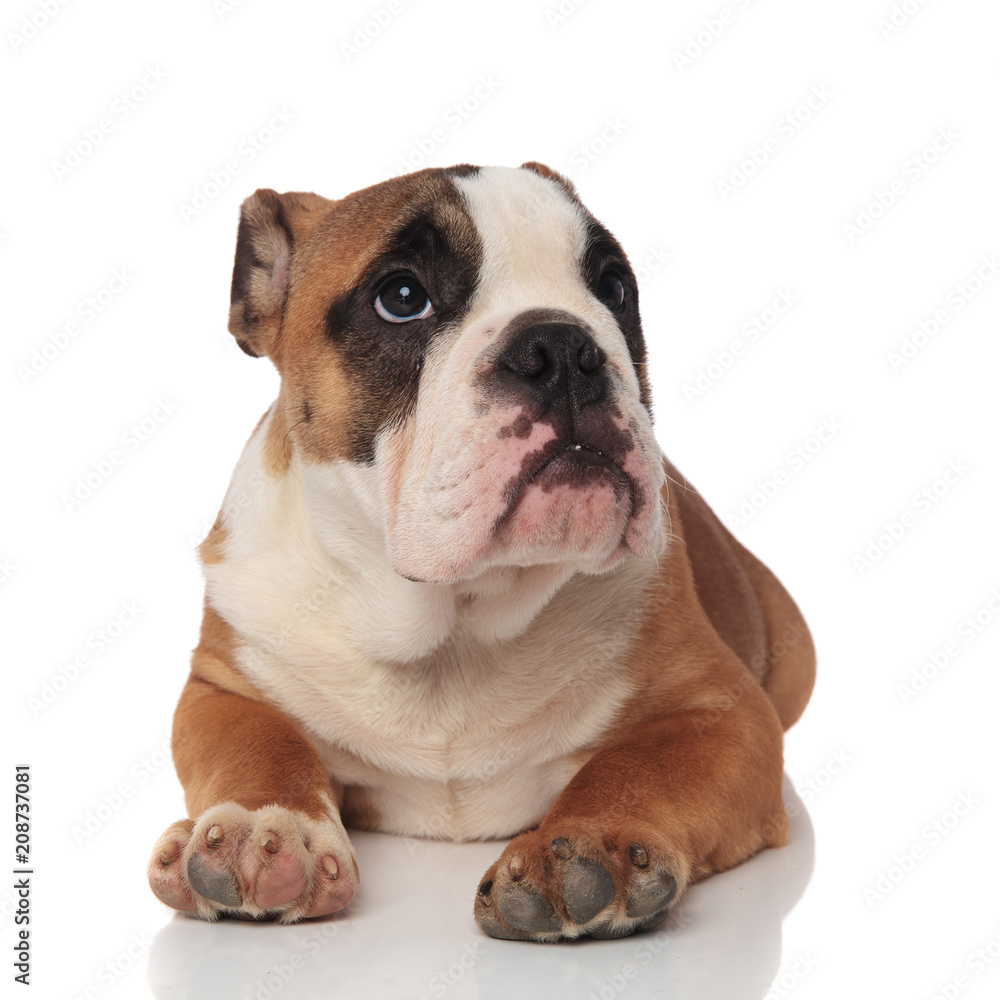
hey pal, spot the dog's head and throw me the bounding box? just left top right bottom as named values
left=229, top=163, right=666, bottom=585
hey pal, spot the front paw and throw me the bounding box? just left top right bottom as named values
left=147, top=802, right=358, bottom=923
left=474, top=818, right=685, bottom=941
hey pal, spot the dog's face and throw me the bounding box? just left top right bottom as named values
left=229, top=163, right=666, bottom=584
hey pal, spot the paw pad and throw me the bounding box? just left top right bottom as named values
left=187, top=853, right=242, bottom=908
left=562, top=857, right=614, bottom=924
left=498, top=886, right=562, bottom=933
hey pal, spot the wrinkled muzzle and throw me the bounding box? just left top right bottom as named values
left=382, top=308, right=666, bottom=584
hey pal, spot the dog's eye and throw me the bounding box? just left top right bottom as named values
left=595, top=269, right=625, bottom=312
left=374, top=275, right=435, bottom=323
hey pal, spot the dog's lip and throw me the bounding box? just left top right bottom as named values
left=560, top=442, right=614, bottom=466
left=528, top=440, right=622, bottom=477
left=496, top=439, right=632, bottom=521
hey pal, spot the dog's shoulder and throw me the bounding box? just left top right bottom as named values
left=625, top=461, right=815, bottom=730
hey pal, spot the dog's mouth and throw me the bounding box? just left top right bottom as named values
left=557, top=442, right=616, bottom=467
left=513, top=436, right=630, bottom=487
left=493, top=439, right=634, bottom=538
left=534, top=442, right=630, bottom=491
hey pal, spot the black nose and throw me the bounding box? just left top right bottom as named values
left=498, top=322, right=607, bottom=412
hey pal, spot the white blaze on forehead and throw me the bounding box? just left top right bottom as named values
left=452, top=167, right=592, bottom=319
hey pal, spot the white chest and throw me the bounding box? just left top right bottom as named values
left=210, top=557, right=653, bottom=838
left=202, top=425, right=657, bottom=838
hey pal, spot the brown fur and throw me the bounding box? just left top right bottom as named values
left=341, top=786, right=382, bottom=832
left=172, top=674, right=333, bottom=821
left=520, top=160, right=579, bottom=199
left=660, top=460, right=815, bottom=729
left=229, top=171, right=480, bottom=466
left=187, top=603, right=261, bottom=701
left=198, top=513, right=227, bottom=566
left=262, top=402, right=293, bottom=476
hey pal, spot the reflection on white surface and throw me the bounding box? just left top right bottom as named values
left=147, top=778, right=813, bottom=999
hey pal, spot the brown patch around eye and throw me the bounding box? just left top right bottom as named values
left=281, top=167, right=483, bottom=465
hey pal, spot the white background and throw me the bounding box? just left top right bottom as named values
left=4, top=0, right=999, bottom=997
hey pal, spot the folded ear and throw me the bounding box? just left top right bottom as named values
left=228, top=189, right=331, bottom=358
left=520, top=161, right=578, bottom=199
left=227, top=189, right=293, bottom=358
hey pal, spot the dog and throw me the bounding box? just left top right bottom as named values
left=147, top=162, right=815, bottom=941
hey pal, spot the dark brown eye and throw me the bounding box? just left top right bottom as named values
left=374, top=274, right=434, bottom=323
left=595, top=269, right=625, bottom=312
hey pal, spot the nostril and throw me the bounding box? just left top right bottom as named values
left=502, top=337, right=551, bottom=379
left=577, top=343, right=605, bottom=375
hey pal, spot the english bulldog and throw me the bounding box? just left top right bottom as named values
left=147, top=162, right=815, bottom=941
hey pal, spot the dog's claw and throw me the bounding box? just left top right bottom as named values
left=158, top=842, right=179, bottom=865
left=550, top=837, right=572, bottom=859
